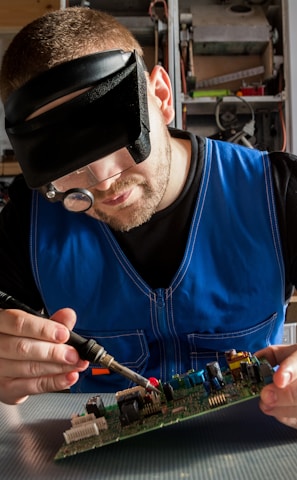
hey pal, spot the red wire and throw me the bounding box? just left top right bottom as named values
left=180, top=57, right=188, bottom=130
left=278, top=68, right=287, bottom=152
left=148, top=0, right=169, bottom=20
left=278, top=101, right=287, bottom=152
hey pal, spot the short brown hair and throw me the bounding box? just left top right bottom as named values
left=0, top=7, right=143, bottom=103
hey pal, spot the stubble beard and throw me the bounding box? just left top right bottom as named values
left=91, top=145, right=172, bottom=232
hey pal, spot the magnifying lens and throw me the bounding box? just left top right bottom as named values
left=44, top=151, right=135, bottom=212
left=45, top=186, right=94, bottom=213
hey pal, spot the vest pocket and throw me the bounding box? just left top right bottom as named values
left=187, top=312, right=277, bottom=372
left=71, top=329, right=150, bottom=393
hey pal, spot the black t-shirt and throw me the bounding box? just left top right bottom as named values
left=0, top=129, right=297, bottom=310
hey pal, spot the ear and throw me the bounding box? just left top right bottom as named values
left=148, top=65, right=175, bottom=125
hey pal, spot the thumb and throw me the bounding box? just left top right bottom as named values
left=50, top=307, right=77, bottom=332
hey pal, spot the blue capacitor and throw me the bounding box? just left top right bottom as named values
left=188, top=369, right=205, bottom=386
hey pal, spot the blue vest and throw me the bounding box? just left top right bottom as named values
left=30, top=138, right=286, bottom=392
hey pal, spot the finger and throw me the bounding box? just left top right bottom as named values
left=0, top=357, right=88, bottom=378
left=49, top=307, right=77, bottom=332
left=255, top=345, right=297, bottom=389
left=0, top=309, right=70, bottom=343
left=260, top=402, right=297, bottom=420
left=255, top=344, right=297, bottom=368
left=274, top=416, right=297, bottom=429
left=259, top=378, right=297, bottom=428
left=273, top=348, right=297, bottom=389
left=0, top=371, right=80, bottom=405
left=0, top=333, right=83, bottom=364
left=260, top=380, right=297, bottom=408
left=259, top=398, right=297, bottom=429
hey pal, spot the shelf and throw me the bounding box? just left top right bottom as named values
left=181, top=93, right=285, bottom=116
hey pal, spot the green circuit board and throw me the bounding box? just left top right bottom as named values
left=54, top=352, right=274, bottom=460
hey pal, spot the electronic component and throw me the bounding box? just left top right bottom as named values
left=86, top=395, right=106, bottom=418
left=55, top=350, right=274, bottom=460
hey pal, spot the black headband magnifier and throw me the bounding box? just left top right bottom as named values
left=4, top=50, right=151, bottom=212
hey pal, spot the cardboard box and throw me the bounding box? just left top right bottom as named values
left=192, top=44, right=273, bottom=93
left=0, top=161, right=21, bottom=176
left=0, top=1, right=62, bottom=30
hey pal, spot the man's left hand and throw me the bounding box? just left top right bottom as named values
left=256, top=344, right=297, bottom=428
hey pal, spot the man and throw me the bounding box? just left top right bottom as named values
left=0, top=7, right=297, bottom=429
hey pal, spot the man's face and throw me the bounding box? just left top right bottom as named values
left=27, top=59, right=175, bottom=232
left=86, top=96, right=172, bottom=232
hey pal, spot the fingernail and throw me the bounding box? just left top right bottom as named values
left=54, top=327, right=68, bottom=342
left=64, top=349, right=79, bottom=364
left=281, top=371, right=292, bottom=388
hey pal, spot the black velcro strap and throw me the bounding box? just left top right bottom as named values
left=4, top=50, right=133, bottom=124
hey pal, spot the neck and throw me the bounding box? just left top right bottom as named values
left=158, top=137, right=192, bottom=210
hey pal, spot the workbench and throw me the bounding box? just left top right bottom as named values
left=1, top=392, right=297, bottom=479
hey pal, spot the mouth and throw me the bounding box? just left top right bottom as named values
left=102, top=189, right=133, bottom=206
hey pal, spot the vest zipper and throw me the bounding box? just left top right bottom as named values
left=155, top=288, right=176, bottom=381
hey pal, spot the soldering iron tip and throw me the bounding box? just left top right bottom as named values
left=146, top=377, right=160, bottom=394
left=148, top=384, right=161, bottom=394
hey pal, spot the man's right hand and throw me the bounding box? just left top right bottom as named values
left=0, top=307, right=89, bottom=404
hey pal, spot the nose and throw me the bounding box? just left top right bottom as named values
left=94, top=170, right=123, bottom=191
left=89, top=148, right=134, bottom=191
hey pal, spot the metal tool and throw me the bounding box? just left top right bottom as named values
left=0, top=290, right=159, bottom=393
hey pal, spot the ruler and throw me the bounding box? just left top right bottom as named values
left=196, top=66, right=265, bottom=88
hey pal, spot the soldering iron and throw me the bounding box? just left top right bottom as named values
left=0, top=290, right=159, bottom=393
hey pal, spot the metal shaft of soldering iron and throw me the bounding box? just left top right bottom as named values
left=0, top=290, right=159, bottom=393
left=69, top=330, right=160, bottom=393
